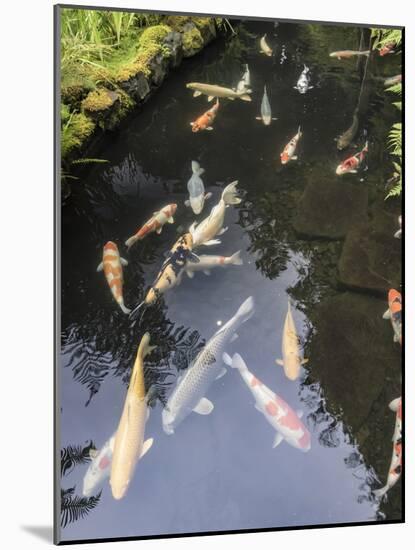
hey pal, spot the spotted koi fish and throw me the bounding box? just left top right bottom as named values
left=383, top=289, right=402, bottom=345
left=125, top=204, right=177, bottom=249
left=129, top=233, right=199, bottom=319
left=280, top=126, right=302, bottom=165
left=335, top=141, right=368, bottom=175
left=83, top=434, right=114, bottom=497
left=374, top=397, right=402, bottom=499
left=97, top=242, right=130, bottom=314
left=190, top=99, right=219, bottom=132
left=224, top=353, right=311, bottom=452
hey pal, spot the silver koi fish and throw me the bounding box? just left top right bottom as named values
left=184, top=161, right=212, bottom=215
left=256, top=85, right=277, bottom=126
left=162, top=297, right=255, bottom=434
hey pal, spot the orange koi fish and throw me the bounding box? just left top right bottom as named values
left=379, top=43, right=396, bottom=56
left=280, top=126, right=302, bottom=165
left=335, top=141, right=368, bottom=175
left=374, top=397, right=402, bottom=500
left=125, top=204, right=177, bottom=249
left=97, top=241, right=130, bottom=314
left=383, top=289, right=402, bottom=345
left=190, top=100, right=219, bottom=132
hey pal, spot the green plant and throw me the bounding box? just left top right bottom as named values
left=61, top=487, right=102, bottom=528
left=371, top=28, right=402, bottom=51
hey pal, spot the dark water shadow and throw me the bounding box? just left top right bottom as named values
left=20, top=525, right=53, bottom=543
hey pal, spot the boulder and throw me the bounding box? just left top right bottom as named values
left=294, top=179, right=368, bottom=239
left=337, top=203, right=401, bottom=294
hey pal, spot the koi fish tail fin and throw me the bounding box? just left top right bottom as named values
left=191, top=160, right=205, bottom=177
left=373, top=486, right=389, bottom=500
left=138, top=332, right=157, bottom=359
left=363, top=140, right=369, bottom=152
left=222, top=180, right=242, bottom=205
left=394, top=229, right=402, bottom=239
left=125, top=235, right=138, bottom=249
left=223, top=352, right=248, bottom=371
left=235, top=296, right=255, bottom=324
left=297, top=125, right=302, bottom=137
left=362, top=50, right=371, bottom=56
left=129, top=300, right=146, bottom=321
left=303, top=64, right=309, bottom=73
left=119, top=302, right=131, bottom=315
left=229, top=250, right=243, bottom=265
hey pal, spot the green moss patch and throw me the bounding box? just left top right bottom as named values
left=61, top=111, right=95, bottom=159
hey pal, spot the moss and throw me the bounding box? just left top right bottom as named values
left=81, top=88, right=118, bottom=113
left=139, top=24, right=171, bottom=48
left=61, top=112, right=95, bottom=160
left=182, top=27, right=204, bottom=54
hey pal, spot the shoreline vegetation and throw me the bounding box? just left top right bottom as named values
left=60, top=10, right=227, bottom=181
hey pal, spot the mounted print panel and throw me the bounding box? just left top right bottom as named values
left=54, top=4, right=403, bottom=545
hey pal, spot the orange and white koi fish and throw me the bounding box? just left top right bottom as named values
left=280, top=126, right=302, bottom=165
left=276, top=299, right=308, bottom=381
left=110, top=333, right=156, bottom=500
left=335, top=141, right=368, bottom=175
left=383, top=289, right=402, bottom=345
left=185, top=250, right=243, bottom=278
left=373, top=397, right=402, bottom=500
left=125, top=204, right=177, bottom=249
left=190, top=99, right=219, bottom=132
left=97, top=242, right=130, bottom=314
left=379, top=43, right=396, bottom=56
left=224, top=353, right=311, bottom=452
left=329, top=50, right=370, bottom=59
left=129, top=233, right=199, bottom=318
left=260, top=34, right=273, bottom=56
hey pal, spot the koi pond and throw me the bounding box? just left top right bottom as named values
left=59, top=16, right=402, bottom=543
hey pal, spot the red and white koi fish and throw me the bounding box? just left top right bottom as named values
left=383, top=289, right=402, bottom=345
left=83, top=434, right=115, bottom=497
left=379, top=43, right=396, bottom=56
left=185, top=250, right=243, bottom=278
left=374, top=397, right=402, bottom=500
left=190, top=99, right=219, bottom=132
left=335, top=141, right=368, bottom=175
left=97, top=242, right=130, bottom=314
left=280, top=126, right=302, bottom=165
left=125, top=204, right=177, bottom=249
left=223, top=353, right=311, bottom=452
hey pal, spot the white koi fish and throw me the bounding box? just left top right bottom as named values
left=110, top=333, right=156, bottom=500
left=373, top=397, right=402, bottom=500
left=189, top=181, right=241, bottom=248
left=186, top=82, right=251, bottom=102
left=185, top=251, right=243, bottom=278
left=294, top=64, right=313, bottom=94
left=162, top=297, right=255, bottom=434
left=256, top=85, right=277, bottom=126
left=83, top=434, right=114, bottom=497
left=260, top=34, right=273, bottom=57
left=237, top=64, right=251, bottom=93
left=184, top=161, right=212, bottom=215
left=394, top=215, right=402, bottom=239
left=223, top=353, right=311, bottom=451
left=276, top=299, right=308, bottom=381
left=280, top=126, right=302, bottom=165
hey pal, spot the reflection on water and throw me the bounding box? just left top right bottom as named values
left=59, top=17, right=402, bottom=541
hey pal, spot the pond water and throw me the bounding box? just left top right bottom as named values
left=59, top=18, right=402, bottom=543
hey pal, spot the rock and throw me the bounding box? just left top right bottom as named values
left=306, top=292, right=401, bottom=433
left=118, top=72, right=150, bottom=102
left=338, top=203, right=401, bottom=294
left=294, top=180, right=368, bottom=239
left=163, top=31, right=183, bottom=68
left=81, top=88, right=134, bottom=131
left=148, top=52, right=170, bottom=86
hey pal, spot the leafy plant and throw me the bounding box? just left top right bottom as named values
left=61, top=441, right=96, bottom=477
left=61, top=487, right=102, bottom=528
left=371, top=28, right=402, bottom=51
